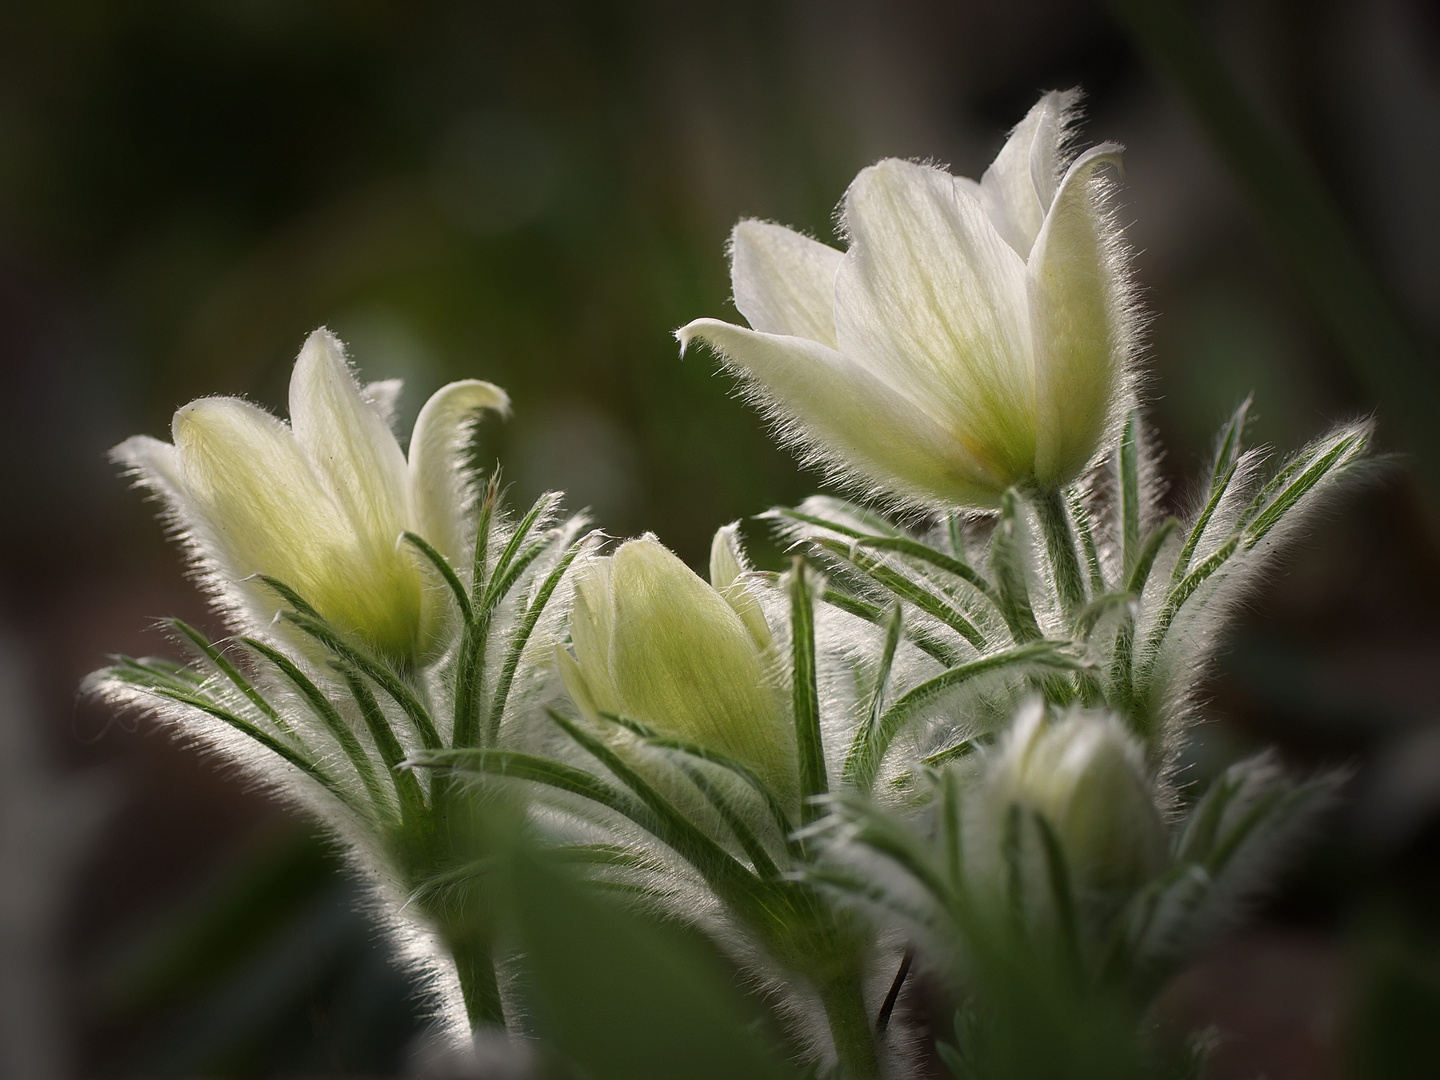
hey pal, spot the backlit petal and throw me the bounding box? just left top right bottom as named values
left=834, top=159, right=1036, bottom=488
left=408, top=379, right=511, bottom=569
left=1027, top=143, right=1126, bottom=486
left=731, top=220, right=843, bottom=347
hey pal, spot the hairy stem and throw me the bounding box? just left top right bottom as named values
left=819, top=966, right=879, bottom=1080
left=449, top=934, right=506, bottom=1030
left=1031, top=488, right=1087, bottom=621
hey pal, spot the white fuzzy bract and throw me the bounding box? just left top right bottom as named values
left=678, top=90, right=1136, bottom=509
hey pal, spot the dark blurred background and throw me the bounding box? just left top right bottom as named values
left=1, top=0, right=1438, bottom=1076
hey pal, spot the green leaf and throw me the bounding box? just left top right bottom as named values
left=167, top=620, right=286, bottom=732
left=282, top=611, right=442, bottom=752
left=483, top=537, right=584, bottom=746
left=600, top=712, right=798, bottom=857
left=851, top=535, right=995, bottom=601
left=813, top=537, right=988, bottom=652
left=339, top=670, right=426, bottom=820
left=842, top=602, right=903, bottom=790
left=240, top=638, right=392, bottom=819
left=1118, top=413, right=1141, bottom=577
left=1126, top=518, right=1180, bottom=597
left=818, top=589, right=959, bottom=667
left=1244, top=428, right=1366, bottom=546
left=990, top=490, right=1042, bottom=645
left=548, top=711, right=766, bottom=908
left=850, top=641, right=1080, bottom=796
left=482, top=491, right=559, bottom=611
left=411, top=746, right=648, bottom=825
left=1068, top=489, right=1107, bottom=597
left=787, top=558, right=828, bottom=825
left=402, top=531, right=472, bottom=624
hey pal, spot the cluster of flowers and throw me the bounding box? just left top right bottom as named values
left=94, top=92, right=1370, bottom=1078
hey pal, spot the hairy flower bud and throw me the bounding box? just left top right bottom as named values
left=987, top=701, right=1166, bottom=895
left=557, top=534, right=796, bottom=805
left=678, top=90, right=1134, bottom=509
left=113, top=329, right=509, bottom=663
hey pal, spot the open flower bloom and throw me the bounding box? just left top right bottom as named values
left=677, top=90, right=1135, bottom=508
left=113, top=329, right=509, bottom=663
left=556, top=532, right=797, bottom=808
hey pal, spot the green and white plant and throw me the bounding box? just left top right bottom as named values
left=92, top=91, right=1373, bottom=1079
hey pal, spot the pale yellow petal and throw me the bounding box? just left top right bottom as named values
left=730, top=220, right=843, bottom=347
left=679, top=318, right=1001, bottom=506
left=289, top=329, right=412, bottom=557
left=1027, top=143, right=1126, bottom=487
left=408, top=379, right=511, bottom=569
left=608, top=539, right=795, bottom=803
left=834, top=158, right=1037, bottom=489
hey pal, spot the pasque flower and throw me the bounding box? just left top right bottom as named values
left=678, top=90, right=1135, bottom=508
left=113, top=329, right=509, bottom=663
left=556, top=531, right=797, bottom=807
left=984, top=701, right=1166, bottom=895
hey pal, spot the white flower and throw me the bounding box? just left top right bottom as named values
left=677, top=90, right=1135, bottom=508
left=112, top=329, right=509, bottom=663
left=556, top=532, right=796, bottom=806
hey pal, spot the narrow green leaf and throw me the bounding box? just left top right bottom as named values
left=920, top=735, right=983, bottom=771
left=412, top=746, right=647, bottom=825
left=1118, top=413, right=1141, bottom=576
left=818, top=589, right=959, bottom=666
left=241, top=638, right=392, bottom=819
left=483, top=539, right=583, bottom=745
left=549, top=711, right=766, bottom=905
left=854, top=641, right=1080, bottom=792
left=144, top=684, right=352, bottom=812
left=403, top=531, right=472, bottom=624
left=283, top=611, right=442, bottom=751
left=675, top=761, right=783, bottom=880
left=1126, top=518, right=1180, bottom=597
left=471, top=474, right=499, bottom=596
left=843, top=602, right=903, bottom=789
left=340, top=669, right=426, bottom=818
left=1245, top=431, right=1363, bottom=546
left=1068, top=489, right=1107, bottom=597
left=168, top=620, right=286, bottom=731
left=852, top=536, right=995, bottom=600
left=1171, top=457, right=1239, bottom=589
left=600, top=712, right=797, bottom=854
left=989, top=490, right=1042, bottom=644
left=484, top=491, right=559, bottom=610
left=813, top=537, right=988, bottom=652
left=787, top=558, right=827, bottom=825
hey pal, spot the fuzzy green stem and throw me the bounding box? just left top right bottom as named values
left=449, top=935, right=505, bottom=1030
left=1031, top=489, right=1087, bottom=621
left=818, top=967, right=879, bottom=1080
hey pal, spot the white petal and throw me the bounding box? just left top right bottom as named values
left=709, top=524, right=772, bottom=651
left=679, top=317, right=1001, bottom=505
left=834, top=159, right=1037, bottom=488
left=362, top=378, right=405, bottom=432
left=289, top=329, right=412, bottom=553
left=978, top=90, right=1077, bottom=258
left=407, top=379, right=511, bottom=569
left=730, top=220, right=843, bottom=347
left=1027, top=143, right=1126, bottom=486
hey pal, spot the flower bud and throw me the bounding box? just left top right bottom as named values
left=678, top=90, right=1133, bottom=509
left=557, top=535, right=796, bottom=806
left=113, top=329, right=509, bottom=662
left=988, top=702, right=1166, bottom=895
